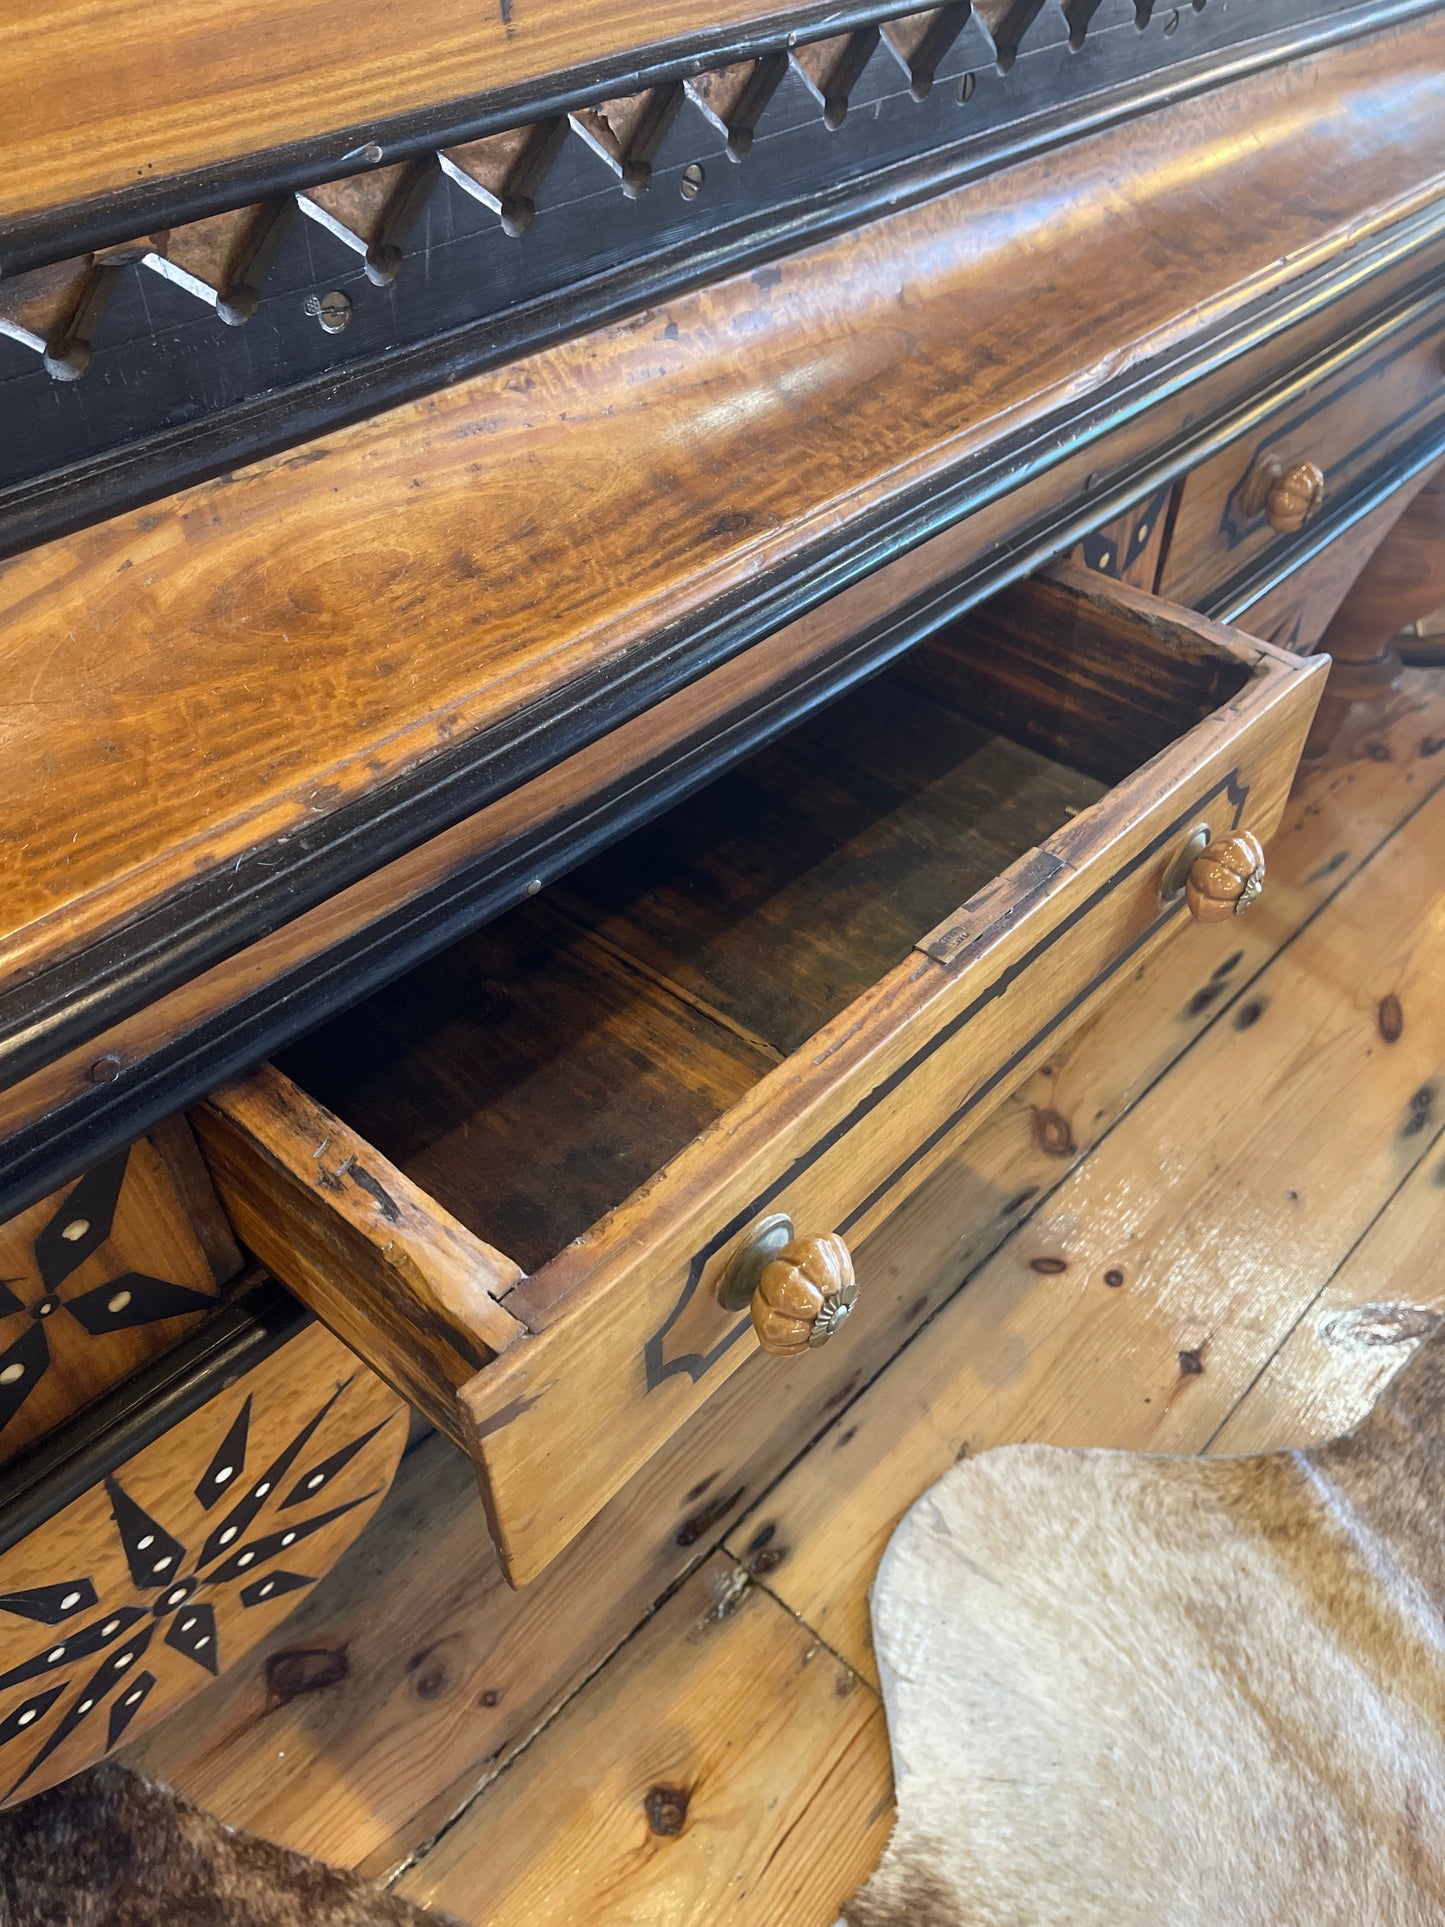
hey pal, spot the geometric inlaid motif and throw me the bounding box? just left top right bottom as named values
left=0, top=1137, right=237, bottom=1467
left=0, top=1321, right=405, bottom=1805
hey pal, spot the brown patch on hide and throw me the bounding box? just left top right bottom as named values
left=0, top=1761, right=459, bottom=1925
left=843, top=1845, right=960, bottom=1927
left=844, top=1325, right=1445, bottom=1927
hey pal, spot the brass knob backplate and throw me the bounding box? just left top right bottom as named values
left=718, top=1216, right=858, bottom=1356
left=1265, top=459, right=1326, bottom=534
left=1184, top=831, right=1266, bottom=923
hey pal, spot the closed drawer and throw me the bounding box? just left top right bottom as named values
left=194, top=565, right=1325, bottom=1584
left=1160, top=297, right=1445, bottom=612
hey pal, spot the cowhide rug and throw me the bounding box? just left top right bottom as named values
left=0, top=1760, right=465, bottom=1926
left=843, top=1325, right=1445, bottom=1927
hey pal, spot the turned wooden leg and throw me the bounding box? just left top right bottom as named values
left=1305, top=464, right=1445, bottom=756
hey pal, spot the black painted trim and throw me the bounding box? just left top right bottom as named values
left=0, top=1278, right=307, bottom=1560
left=4, top=204, right=1443, bottom=1108
left=0, top=0, right=1436, bottom=563
left=2, top=251, right=1444, bottom=1221
left=0, top=0, right=940, bottom=278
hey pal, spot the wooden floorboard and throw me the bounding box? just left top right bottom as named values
left=395, top=1554, right=893, bottom=1927
left=126, top=676, right=1445, bottom=1915
left=726, top=774, right=1445, bottom=1687
left=1210, top=1114, right=1445, bottom=1455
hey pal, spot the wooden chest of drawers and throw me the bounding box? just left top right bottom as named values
left=1, top=0, right=1442, bottom=1802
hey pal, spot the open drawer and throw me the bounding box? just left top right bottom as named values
left=194, top=564, right=1325, bottom=1583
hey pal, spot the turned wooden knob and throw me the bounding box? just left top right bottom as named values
left=1184, top=831, right=1266, bottom=923
left=751, top=1233, right=857, bottom=1355
left=717, top=1215, right=858, bottom=1355
left=1265, top=460, right=1325, bottom=534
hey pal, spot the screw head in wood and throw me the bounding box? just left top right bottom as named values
left=304, top=290, right=353, bottom=334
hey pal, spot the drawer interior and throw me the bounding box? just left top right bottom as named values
left=275, top=573, right=1251, bottom=1274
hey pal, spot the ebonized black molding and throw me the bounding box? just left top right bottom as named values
left=3, top=260, right=1444, bottom=1223
left=0, top=0, right=1435, bottom=557
left=0, top=0, right=945, bottom=278
left=0, top=1276, right=307, bottom=1560
left=4, top=207, right=1444, bottom=1103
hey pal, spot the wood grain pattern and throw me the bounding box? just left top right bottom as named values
left=455, top=578, right=1322, bottom=1582
left=203, top=571, right=1322, bottom=1583
left=1306, top=461, right=1445, bottom=751
left=194, top=1067, right=526, bottom=1443
left=0, top=275, right=1381, bottom=1160
left=549, top=670, right=1104, bottom=1058
left=1159, top=296, right=1445, bottom=610
left=729, top=775, right=1445, bottom=1683
left=126, top=674, right=1445, bottom=1874
left=1211, top=1121, right=1445, bottom=1456
left=898, top=565, right=1250, bottom=786
left=0, top=1320, right=405, bottom=1805
left=0, top=1127, right=240, bottom=1467
left=395, top=1555, right=892, bottom=1927
left=0, top=0, right=813, bottom=231
left=124, top=1160, right=983, bottom=1877
left=272, top=901, right=777, bottom=1272
left=2, top=21, right=1440, bottom=1005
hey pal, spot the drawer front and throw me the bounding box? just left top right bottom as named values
left=199, top=567, right=1325, bottom=1584
left=1159, top=296, right=1445, bottom=612
left=0, top=1318, right=405, bottom=1805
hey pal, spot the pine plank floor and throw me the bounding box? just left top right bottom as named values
left=129, top=673, right=1445, bottom=1923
